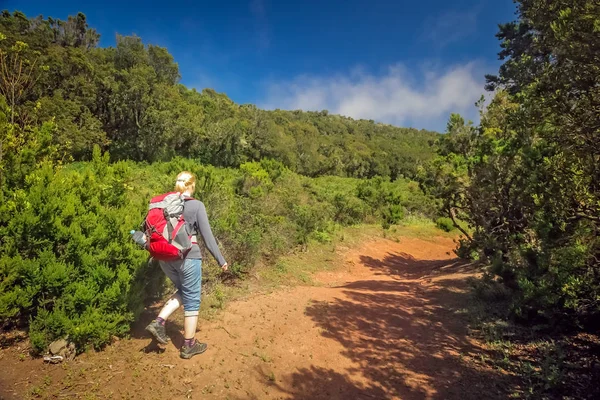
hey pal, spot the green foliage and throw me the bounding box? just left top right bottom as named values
left=0, top=155, right=148, bottom=353
left=435, top=217, right=455, bottom=233
left=331, top=193, right=368, bottom=226
left=0, top=10, right=438, bottom=178
left=236, top=161, right=274, bottom=198
left=292, top=204, right=330, bottom=247
left=422, top=0, right=600, bottom=327
left=357, top=176, right=415, bottom=228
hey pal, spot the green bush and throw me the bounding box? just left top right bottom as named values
left=0, top=151, right=148, bottom=353
left=293, top=204, right=330, bottom=246
left=235, top=161, right=274, bottom=198
left=382, top=204, right=405, bottom=229
left=312, top=231, right=333, bottom=244
left=332, top=193, right=368, bottom=226
left=435, top=217, right=456, bottom=232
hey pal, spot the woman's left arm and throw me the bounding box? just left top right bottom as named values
left=196, top=202, right=227, bottom=268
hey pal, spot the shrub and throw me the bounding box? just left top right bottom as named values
left=235, top=162, right=273, bottom=198
left=293, top=204, right=329, bottom=247
left=382, top=204, right=405, bottom=227
left=332, top=193, right=368, bottom=226
left=0, top=152, right=148, bottom=353
left=435, top=217, right=456, bottom=232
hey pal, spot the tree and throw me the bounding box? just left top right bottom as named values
left=427, top=0, right=600, bottom=323
left=419, top=113, right=477, bottom=242
left=0, top=11, right=440, bottom=177
left=0, top=34, right=48, bottom=192
left=0, top=36, right=44, bottom=124
left=49, top=13, right=100, bottom=49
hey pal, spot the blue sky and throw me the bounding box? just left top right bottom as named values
left=4, top=0, right=517, bottom=131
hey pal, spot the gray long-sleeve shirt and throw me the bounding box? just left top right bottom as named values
left=183, top=198, right=226, bottom=266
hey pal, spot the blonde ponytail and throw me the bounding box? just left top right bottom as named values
left=175, top=171, right=196, bottom=194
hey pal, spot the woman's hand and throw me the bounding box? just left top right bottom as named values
left=221, top=263, right=228, bottom=272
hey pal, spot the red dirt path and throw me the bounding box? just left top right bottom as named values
left=0, top=236, right=510, bottom=399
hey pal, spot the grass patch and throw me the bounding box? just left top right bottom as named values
left=258, top=223, right=380, bottom=288
left=395, top=215, right=465, bottom=240
left=250, top=219, right=457, bottom=290
left=199, top=281, right=249, bottom=320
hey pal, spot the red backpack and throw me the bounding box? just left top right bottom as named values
left=144, top=192, right=194, bottom=261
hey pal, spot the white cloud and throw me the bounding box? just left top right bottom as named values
left=423, top=7, right=482, bottom=47
left=261, top=62, right=486, bottom=131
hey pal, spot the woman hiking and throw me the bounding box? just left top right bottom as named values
left=145, top=171, right=228, bottom=359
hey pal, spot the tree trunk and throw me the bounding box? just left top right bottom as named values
left=0, top=136, right=3, bottom=197
left=10, top=85, right=14, bottom=125
left=448, top=206, right=473, bottom=242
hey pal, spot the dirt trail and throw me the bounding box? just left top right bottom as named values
left=0, top=236, right=510, bottom=399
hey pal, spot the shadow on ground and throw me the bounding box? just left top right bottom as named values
left=277, top=253, right=512, bottom=400
left=130, top=303, right=185, bottom=353
left=360, top=252, right=480, bottom=280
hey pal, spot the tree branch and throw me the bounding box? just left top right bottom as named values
left=448, top=206, right=473, bottom=242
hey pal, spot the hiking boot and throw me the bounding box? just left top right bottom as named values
left=145, top=320, right=170, bottom=345
left=180, top=341, right=208, bottom=359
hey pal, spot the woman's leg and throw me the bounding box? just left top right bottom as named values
left=157, top=260, right=183, bottom=321
left=177, top=258, right=207, bottom=358
left=183, top=314, right=199, bottom=340
left=157, top=291, right=183, bottom=320
left=179, top=258, right=202, bottom=336
left=146, top=260, right=183, bottom=344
